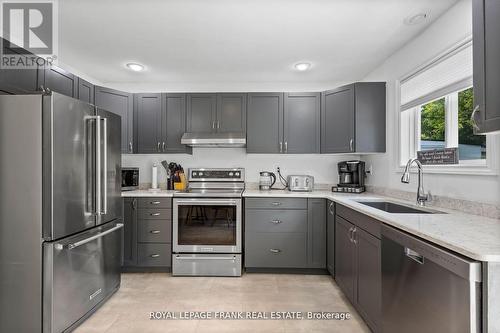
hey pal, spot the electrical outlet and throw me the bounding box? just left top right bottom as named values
left=366, top=164, right=373, bottom=175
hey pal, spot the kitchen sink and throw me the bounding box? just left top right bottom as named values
left=356, top=201, right=445, bottom=214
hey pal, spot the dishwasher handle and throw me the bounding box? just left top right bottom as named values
left=405, top=247, right=424, bottom=264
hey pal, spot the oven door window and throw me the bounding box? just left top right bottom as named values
left=177, top=205, right=236, bottom=246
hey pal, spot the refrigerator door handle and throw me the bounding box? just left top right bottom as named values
left=54, top=223, right=123, bottom=250
left=101, top=117, right=108, bottom=215
left=95, top=115, right=102, bottom=215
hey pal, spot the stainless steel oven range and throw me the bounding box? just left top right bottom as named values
left=172, top=168, right=244, bottom=276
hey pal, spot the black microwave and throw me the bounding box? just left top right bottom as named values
left=122, top=167, right=139, bottom=191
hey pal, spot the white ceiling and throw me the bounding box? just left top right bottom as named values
left=58, top=0, right=459, bottom=92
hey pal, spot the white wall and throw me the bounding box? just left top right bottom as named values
left=361, top=0, right=500, bottom=204
left=123, top=149, right=359, bottom=186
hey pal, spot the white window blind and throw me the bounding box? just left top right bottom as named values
left=400, top=41, right=472, bottom=110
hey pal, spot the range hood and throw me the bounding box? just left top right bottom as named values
left=181, top=132, right=246, bottom=148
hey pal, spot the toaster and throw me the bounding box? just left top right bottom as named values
left=287, top=175, right=314, bottom=192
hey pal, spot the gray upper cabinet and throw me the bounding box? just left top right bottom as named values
left=38, top=65, right=78, bottom=98
left=135, top=93, right=163, bottom=153
left=326, top=200, right=335, bottom=276
left=247, top=93, right=284, bottom=153
left=0, top=38, right=38, bottom=94
left=284, top=92, right=321, bottom=153
left=163, top=93, right=191, bottom=153
left=321, top=82, right=386, bottom=154
left=187, top=93, right=217, bottom=132
left=77, top=78, right=94, bottom=104
left=95, top=86, right=134, bottom=153
left=216, top=93, right=247, bottom=133
left=472, top=0, right=500, bottom=133
left=307, top=199, right=326, bottom=268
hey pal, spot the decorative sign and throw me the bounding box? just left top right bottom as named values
left=417, top=147, right=459, bottom=165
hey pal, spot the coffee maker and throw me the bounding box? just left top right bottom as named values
left=332, top=160, right=366, bottom=193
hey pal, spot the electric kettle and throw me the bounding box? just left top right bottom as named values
left=259, top=171, right=276, bottom=190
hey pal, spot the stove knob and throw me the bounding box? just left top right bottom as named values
left=235, top=172, right=240, bottom=177
left=192, top=172, right=197, bottom=176
left=198, top=172, right=203, bottom=176
left=229, top=172, right=234, bottom=176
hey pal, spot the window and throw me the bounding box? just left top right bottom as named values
left=399, top=40, right=491, bottom=168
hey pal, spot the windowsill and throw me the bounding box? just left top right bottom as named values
left=395, top=163, right=498, bottom=176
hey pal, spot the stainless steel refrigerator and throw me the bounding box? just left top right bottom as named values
left=0, top=92, right=123, bottom=333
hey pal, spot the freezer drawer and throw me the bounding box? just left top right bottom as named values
left=381, top=225, right=481, bottom=333
left=172, top=254, right=241, bottom=276
left=43, top=221, right=123, bottom=333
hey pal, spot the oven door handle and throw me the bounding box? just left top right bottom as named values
left=175, top=199, right=238, bottom=205
left=174, top=255, right=237, bottom=261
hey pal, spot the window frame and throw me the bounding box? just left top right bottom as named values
left=395, top=37, right=499, bottom=176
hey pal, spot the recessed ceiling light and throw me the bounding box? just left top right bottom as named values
left=294, top=62, right=311, bottom=71
left=126, top=62, right=145, bottom=72
left=404, top=12, right=428, bottom=26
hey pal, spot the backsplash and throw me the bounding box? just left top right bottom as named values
left=122, top=148, right=359, bottom=185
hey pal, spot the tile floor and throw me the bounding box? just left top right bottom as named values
left=75, top=273, right=370, bottom=333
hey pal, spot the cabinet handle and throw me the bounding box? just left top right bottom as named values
left=217, top=121, right=220, bottom=129
left=328, top=202, right=334, bottom=215
left=157, top=142, right=161, bottom=152
left=150, top=230, right=160, bottom=234
left=270, top=219, right=282, bottom=224
left=132, top=198, right=137, bottom=210
left=212, top=121, right=215, bottom=129
left=471, top=105, right=481, bottom=132
left=150, top=201, right=161, bottom=205
left=271, top=202, right=281, bottom=206
left=285, top=141, right=288, bottom=153
left=162, top=142, right=166, bottom=152
left=129, top=141, right=133, bottom=153
left=150, top=254, right=160, bottom=258
left=279, top=142, right=283, bottom=153
left=269, top=248, right=281, bottom=254
left=348, top=227, right=354, bottom=242
left=349, top=139, right=354, bottom=152
left=352, top=227, right=358, bottom=245
left=150, top=213, right=161, bottom=216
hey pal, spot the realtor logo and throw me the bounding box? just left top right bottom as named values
left=1, top=1, right=57, bottom=68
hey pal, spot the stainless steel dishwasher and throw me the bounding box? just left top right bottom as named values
left=381, top=225, right=482, bottom=333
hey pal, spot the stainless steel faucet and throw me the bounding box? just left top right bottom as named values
left=401, top=158, right=430, bottom=206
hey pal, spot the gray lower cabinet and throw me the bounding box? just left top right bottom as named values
left=335, top=204, right=381, bottom=333
left=123, top=198, right=138, bottom=267
left=38, top=65, right=78, bottom=98
left=472, top=0, right=500, bottom=133
left=246, top=93, right=284, bottom=153
left=122, top=197, right=172, bottom=271
left=95, top=86, right=134, bottom=153
left=307, top=199, right=326, bottom=268
left=284, top=92, right=321, bottom=153
left=321, top=82, right=386, bottom=153
left=326, top=200, right=335, bottom=275
left=134, top=93, right=163, bottom=153
left=244, top=198, right=326, bottom=270
left=77, top=78, right=94, bottom=104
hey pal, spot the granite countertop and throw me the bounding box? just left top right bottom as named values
left=244, top=189, right=500, bottom=262
left=121, top=188, right=500, bottom=262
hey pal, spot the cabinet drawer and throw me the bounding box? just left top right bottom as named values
left=245, top=210, right=307, bottom=233
left=138, top=219, right=172, bottom=243
left=137, top=208, right=171, bottom=220
left=245, top=198, right=307, bottom=210
left=137, top=198, right=171, bottom=209
left=336, top=204, right=381, bottom=239
left=245, top=232, right=307, bottom=268
left=137, top=243, right=171, bottom=267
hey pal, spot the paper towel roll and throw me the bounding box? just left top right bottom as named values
left=152, top=164, right=158, bottom=189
